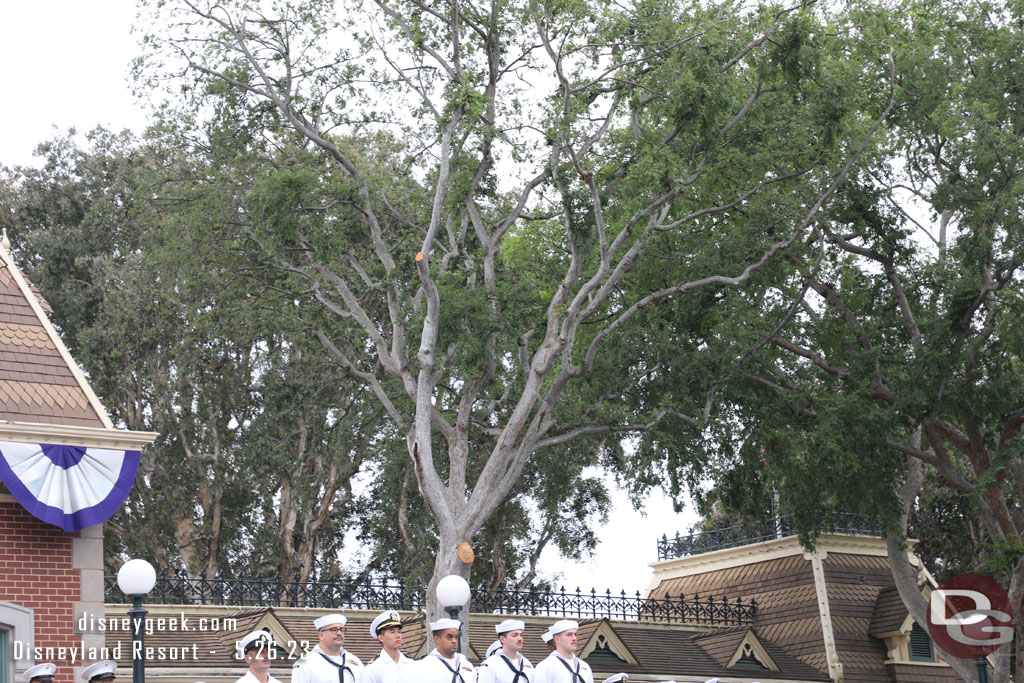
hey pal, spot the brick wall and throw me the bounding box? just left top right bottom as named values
left=0, top=500, right=83, bottom=680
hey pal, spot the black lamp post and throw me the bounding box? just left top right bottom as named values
left=117, top=559, right=156, bottom=683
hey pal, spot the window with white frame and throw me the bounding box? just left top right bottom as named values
left=0, top=600, right=35, bottom=683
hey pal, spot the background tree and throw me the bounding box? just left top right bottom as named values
left=0, top=128, right=375, bottom=581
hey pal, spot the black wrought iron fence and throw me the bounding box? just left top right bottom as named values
left=104, top=573, right=426, bottom=610
left=473, top=584, right=755, bottom=625
left=657, top=511, right=883, bottom=561
left=103, top=572, right=755, bottom=626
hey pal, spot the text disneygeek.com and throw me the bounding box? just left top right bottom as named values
left=79, top=612, right=237, bottom=635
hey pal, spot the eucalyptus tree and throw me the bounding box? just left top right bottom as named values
left=136, top=0, right=894, bottom=613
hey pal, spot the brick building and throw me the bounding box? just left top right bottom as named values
left=0, top=237, right=156, bottom=683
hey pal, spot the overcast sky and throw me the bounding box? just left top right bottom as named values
left=1, top=1, right=149, bottom=168
left=1, top=1, right=701, bottom=593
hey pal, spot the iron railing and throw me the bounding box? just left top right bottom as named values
left=104, top=573, right=426, bottom=610
left=473, top=585, right=755, bottom=625
left=657, top=511, right=883, bottom=561
left=103, top=572, right=755, bottom=626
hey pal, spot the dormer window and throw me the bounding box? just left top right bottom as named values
left=731, top=641, right=772, bottom=671
left=725, top=631, right=779, bottom=672
left=908, top=622, right=935, bottom=662
left=585, top=634, right=630, bottom=665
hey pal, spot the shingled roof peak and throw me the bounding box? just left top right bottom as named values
left=0, top=239, right=156, bottom=449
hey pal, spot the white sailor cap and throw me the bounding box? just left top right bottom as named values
left=25, top=664, right=57, bottom=682
left=702, top=679, right=720, bottom=683
left=429, top=618, right=461, bottom=631
left=237, top=629, right=276, bottom=658
left=541, top=629, right=553, bottom=643
left=485, top=640, right=502, bottom=658
left=313, top=614, right=347, bottom=630
left=370, top=610, right=403, bottom=637
left=603, top=675, right=628, bottom=683
left=548, top=619, right=579, bottom=635
left=81, top=661, right=117, bottom=682
left=495, top=619, right=525, bottom=634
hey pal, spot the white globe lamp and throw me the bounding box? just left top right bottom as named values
left=437, top=574, right=471, bottom=607
left=117, top=558, right=157, bottom=596
left=117, top=559, right=157, bottom=683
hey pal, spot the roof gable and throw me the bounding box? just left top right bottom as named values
left=0, top=237, right=155, bottom=449
left=0, top=250, right=107, bottom=429
left=726, top=630, right=779, bottom=672
left=222, top=608, right=301, bottom=655
left=578, top=620, right=638, bottom=666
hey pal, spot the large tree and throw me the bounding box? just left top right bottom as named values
left=135, top=0, right=894, bottom=615
left=699, top=1, right=1024, bottom=679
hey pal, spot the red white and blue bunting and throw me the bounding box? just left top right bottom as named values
left=0, top=441, right=140, bottom=532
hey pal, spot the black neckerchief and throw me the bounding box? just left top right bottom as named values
left=555, top=655, right=580, bottom=683
left=432, top=653, right=462, bottom=683
left=499, top=654, right=527, bottom=683
left=317, top=651, right=353, bottom=683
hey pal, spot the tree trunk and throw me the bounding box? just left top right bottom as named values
left=205, top=486, right=223, bottom=577
left=279, top=472, right=297, bottom=581
left=173, top=517, right=197, bottom=572
left=427, top=525, right=474, bottom=653
left=887, top=451, right=980, bottom=683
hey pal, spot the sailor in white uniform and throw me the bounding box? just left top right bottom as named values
left=80, top=662, right=116, bottom=683
left=80, top=661, right=117, bottom=683
left=362, top=610, right=414, bottom=683
left=24, top=664, right=57, bottom=683
left=234, top=630, right=283, bottom=683
left=412, top=618, right=475, bottom=683
left=476, top=619, right=533, bottom=683
left=292, top=614, right=364, bottom=683
left=532, top=621, right=594, bottom=683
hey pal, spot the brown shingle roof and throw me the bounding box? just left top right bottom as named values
left=692, top=627, right=747, bottom=667
left=870, top=586, right=910, bottom=635
left=0, top=251, right=106, bottom=427
left=648, top=553, right=828, bottom=674
left=822, top=552, right=900, bottom=683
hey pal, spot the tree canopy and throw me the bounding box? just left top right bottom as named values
left=685, top=1, right=1024, bottom=678
left=127, top=0, right=894, bottom=622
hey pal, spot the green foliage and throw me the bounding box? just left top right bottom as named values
left=698, top=5, right=1024, bottom=634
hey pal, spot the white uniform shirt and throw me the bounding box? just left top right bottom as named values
left=531, top=653, right=593, bottom=683
left=291, top=646, right=364, bottom=683
left=234, top=670, right=283, bottom=683
left=476, top=651, right=533, bottom=683
left=412, top=649, right=475, bottom=683
left=362, top=649, right=414, bottom=683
